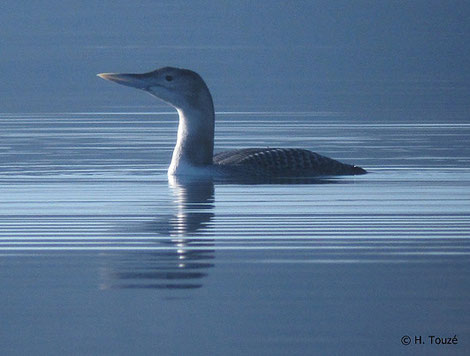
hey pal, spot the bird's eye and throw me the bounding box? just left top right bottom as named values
left=165, top=75, right=173, bottom=82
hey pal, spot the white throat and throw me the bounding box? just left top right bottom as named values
left=168, top=105, right=215, bottom=175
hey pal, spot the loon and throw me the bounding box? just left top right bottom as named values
left=97, top=67, right=366, bottom=178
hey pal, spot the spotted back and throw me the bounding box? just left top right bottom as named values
left=213, top=148, right=365, bottom=176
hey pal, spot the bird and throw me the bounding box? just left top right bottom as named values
left=97, top=67, right=366, bottom=178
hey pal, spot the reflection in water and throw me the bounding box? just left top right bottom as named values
left=149, top=176, right=215, bottom=236
left=100, top=177, right=216, bottom=290
left=100, top=175, right=344, bottom=290
left=99, top=248, right=215, bottom=290
left=100, top=176, right=341, bottom=290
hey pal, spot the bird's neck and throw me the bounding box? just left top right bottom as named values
left=168, top=105, right=215, bottom=175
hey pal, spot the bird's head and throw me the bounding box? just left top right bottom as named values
left=97, top=67, right=212, bottom=111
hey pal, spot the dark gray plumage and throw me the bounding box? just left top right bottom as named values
left=214, top=148, right=366, bottom=177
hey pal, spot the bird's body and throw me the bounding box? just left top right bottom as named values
left=98, top=67, right=366, bottom=178
left=214, top=148, right=365, bottom=176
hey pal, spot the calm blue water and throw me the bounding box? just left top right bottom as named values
left=1, top=1, right=470, bottom=355
left=1, top=113, right=469, bottom=355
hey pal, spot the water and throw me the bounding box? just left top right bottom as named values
left=1, top=112, right=469, bottom=355
left=2, top=1, right=470, bottom=355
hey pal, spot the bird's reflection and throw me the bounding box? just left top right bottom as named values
left=100, top=176, right=216, bottom=290
left=100, top=175, right=339, bottom=290
left=99, top=248, right=214, bottom=290
left=147, top=175, right=215, bottom=236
